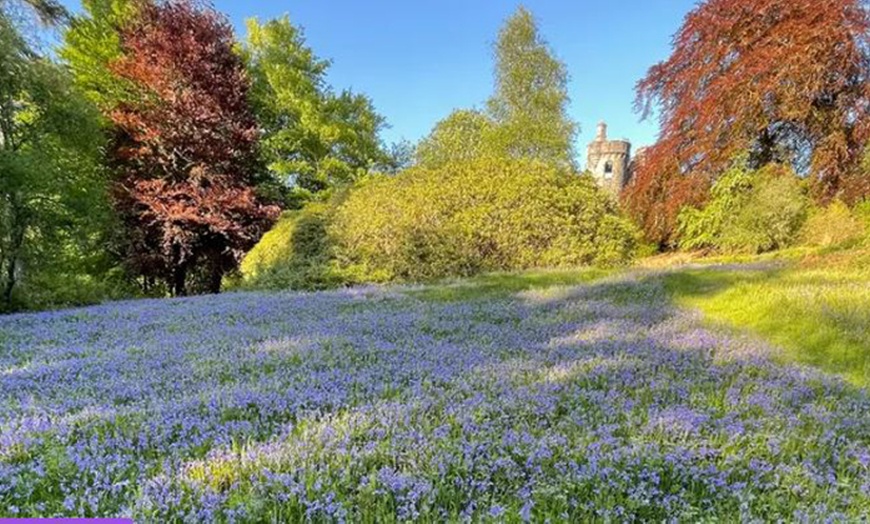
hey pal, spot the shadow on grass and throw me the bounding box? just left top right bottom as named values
left=155, top=267, right=870, bottom=519
left=658, top=264, right=870, bottom=387
left=4, top=262, right=870, bottom=518
left=411, top=260, right=870, bottom=387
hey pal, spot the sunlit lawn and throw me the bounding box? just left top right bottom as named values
left=414, top=253, right=870, bottom=386
left=661, top=248, right=870, bottom=386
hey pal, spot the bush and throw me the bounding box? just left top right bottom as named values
left=331, top=158, right=639, bottom=281
left=800, top=200, right=868, bottom=248
left=234, top=202, right=348, bottom=291
left=678, top=164, right=808, bottom=253
left=858, top=200, right=870, bottom=228
left=15, top=267, right=135, bottom=311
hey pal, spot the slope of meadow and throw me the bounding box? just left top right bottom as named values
left=659, top=248, right=870, bottom=386
left=1, top=262, right=869, bottom=521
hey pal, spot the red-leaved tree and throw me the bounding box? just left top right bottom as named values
left=624, top=0, right=870, bottom=246
left=109, top=0, right=279, bottom=295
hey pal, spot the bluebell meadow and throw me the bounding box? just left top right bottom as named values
left=1, top=273, right=869, bottom=521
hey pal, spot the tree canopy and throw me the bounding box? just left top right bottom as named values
left=5, top=0, right=866, bottom=309
left=0, top=6, right=111, bottom=310
left=60, top=0, right=138, bottom=110
left=486, top=7, right=576, bottom=167
left=625, top=0, right=870, bottom=245
left=242, top=16, right=392, bottom=206
left=416, top=7, right=578, bottom=170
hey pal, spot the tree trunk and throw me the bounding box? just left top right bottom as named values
left=749, top=127, right=778, bottom=169
left=2, top=200, right=26, bottom=310
left=2, top=256, right=16, bottom=310
left=207, top=266, right=223, bottom=295
left=172, top=264, right=187, bottom=297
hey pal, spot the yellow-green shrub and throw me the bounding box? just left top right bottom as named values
left=678, top=164, right=808, bottom=253
left=234, top=203, right=346, bottom=290
left=801, top=200, right=868, bottom=248
left=331, top=158, right=639, bottom=281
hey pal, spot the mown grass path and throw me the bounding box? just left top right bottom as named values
left=1, top=266, right=869, bottom=521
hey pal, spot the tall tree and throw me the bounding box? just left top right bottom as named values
left=108, top=0, right=278, bottom=296
left=625, top=0, right=870, bottom=246
left=0, top=0, right=67, bottom=28
left=60, top=0, right=139, bottom=110
left=486, top=6, right=577, bottom=168
left=19, top=0, right=67, bottom=24
left=242, top=16, right=391, bottom=206
left=0, top=8, right=109, bottom=310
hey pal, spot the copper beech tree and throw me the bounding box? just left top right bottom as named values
left=109, top=0, right=279, bottom=295
left=624, top=0, right=870, bottom=246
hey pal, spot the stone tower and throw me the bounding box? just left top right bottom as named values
left=586, top=121, right=632, bottom=196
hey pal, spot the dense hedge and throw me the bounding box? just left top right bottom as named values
left=677, top=164, right=808, bottom=253
left=331, top=158, right=638, bottom=281
left=801, top=200, right=870, bottom=248
left=236, top=159, right=639, bottom=289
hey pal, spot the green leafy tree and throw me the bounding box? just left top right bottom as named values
left=242, top=16, right=391, bottom=206
left=486, top=7, right=577, bottom=167
left=379, top=138, right=415, bottom=174
left=0, top=9, right=112, bottom=310
left=415, top=7, right=577, bottom=169
left=18, top=0, right=66, bottom=23
left=60, top=0, right=139, bottom=110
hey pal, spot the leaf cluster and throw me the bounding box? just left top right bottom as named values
left=0, top=7, right=117, bottom=311
left=242, top=16, right=392, bottom=205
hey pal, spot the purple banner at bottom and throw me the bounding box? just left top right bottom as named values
left=0, top=520, right=134, bottom=524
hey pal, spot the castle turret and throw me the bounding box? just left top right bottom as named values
left=586, top=121, right=632, bottom=196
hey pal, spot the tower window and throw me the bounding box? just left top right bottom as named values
left=604, top=161, right=614, bottom=176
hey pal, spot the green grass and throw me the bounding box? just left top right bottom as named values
left=400, top=247, right=870, bottom=387
left=661, top=248, right=870, bottom=386
left=404, top=247, right=870, bottom=387
left=406, top=267, right=613, bottom=302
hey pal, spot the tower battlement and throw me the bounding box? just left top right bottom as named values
left=586, top=122, right=632, bottom=196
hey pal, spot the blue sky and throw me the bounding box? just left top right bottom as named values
left=61, top=0, right=697, bottom=163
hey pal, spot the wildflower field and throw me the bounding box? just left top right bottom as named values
left=1, top=268, right=870, bottom=521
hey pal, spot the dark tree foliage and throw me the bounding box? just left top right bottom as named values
left=0, top=5, right=113, bottom=312
left=625, top=0, right=870, bottom=246
left=109, top=0, right=279, bottom=296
